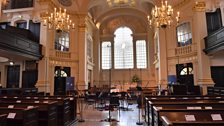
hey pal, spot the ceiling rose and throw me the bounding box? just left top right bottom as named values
left=0, top=56, right=9, bottom=63
left=58, top=0, right=72, bottom=7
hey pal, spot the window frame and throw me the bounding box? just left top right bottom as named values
left=114, top=26, right=134, bottom=69
left=176, top=22, right=192, bottom=47
left=136, top=40, right=147, bottom=69
left=100, top=27, right=148, bottom=70
left=55, top=30, right=70, bottom=52
left=101, top=41, right=112, bottom=70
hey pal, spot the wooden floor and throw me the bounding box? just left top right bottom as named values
left=72, top=102, right=146, bottom=126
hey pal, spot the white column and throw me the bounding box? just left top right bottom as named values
left=93, top=28, right=100, bottom=87
left=193, top=8, right=214, bottom=95
left=111, top=40, right=114, bottom=69
left=36, top=23, right=51, bottom=94
left=158, top=29, right=168, bottom=89
left=133, top=38, right=137, bottom=69
left=77, top=17, right=87, bottom=90
left=220, top=1, right=224, bottom=26
left=0, top=0, right=2, bottom=17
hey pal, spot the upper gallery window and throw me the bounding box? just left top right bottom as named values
left=2, top=0, right=33, bottom=10
left=114, top=26, right=133, bottom=69
left=136, top=40, right=147, bottom=68
left=55, top=30, right=69, bottom=51
left=101, top=41, right=112, bottom=69
left=176, top=22, right=192, bottom=47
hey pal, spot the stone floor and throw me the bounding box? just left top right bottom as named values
left=72, top=101, right=146, bottom=126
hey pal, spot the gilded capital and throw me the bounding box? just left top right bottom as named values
left=193, top=1, right=206, bottom=12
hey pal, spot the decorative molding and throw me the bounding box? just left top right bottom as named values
left=193, top=1, right=206, bottom=12
left=197, top=78, right=215, bottom=85
left=58, top=0, right=72, bottom=7
left=204, top=27, right=224, bottom=55
left=0, top=28, right=42, bottom=60
left=174, top=0, right=191, bottom=9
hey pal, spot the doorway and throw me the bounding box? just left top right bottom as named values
left=176, top=63, right=194, bottom=92
left=54, top=66, right=70, bottom=95
left=7, top=65, right=20, bottom=88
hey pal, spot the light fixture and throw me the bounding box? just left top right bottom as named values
left=0, top=56, right=9, bottom=63
left=147, top=0, right=180, bottom=28
left=43, top=7, right=75, bottom=31
left=9, top=61, right=14, bottom=66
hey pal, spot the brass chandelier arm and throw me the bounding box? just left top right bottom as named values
left=147, top=0, right=180, bottom=29
left=43, top=7, right=75, bottom=31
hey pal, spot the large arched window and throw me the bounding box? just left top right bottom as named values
left=102, top=41, right=111, bottom=69
left=114, top=27, right=133, bottom=69
left=55, top=30, right=70, bottom=51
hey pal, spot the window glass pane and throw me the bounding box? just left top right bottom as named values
left=114, top=27, right=133, bottom=69
left=55, top=30, right=70, bottom=51
left=176, top=22, right=192, bottom=47
left=136, top=40, right=147, bottom=68
left=180, top=68, right=187, bottom=75
left=102, top=42, right=111, bottom=69
left=87, top=39, right=92, bottom=58
left=188, top=67, right=193, bottom=74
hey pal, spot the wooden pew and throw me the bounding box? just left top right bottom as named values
left=29, top=96, right=77, bottom=122
left=145, top=96, right=224, bottom=126
left=160, top=111, right=224, bottom=126
left=0, top=107, right=38, bottom=126
left=153, top=105, right=224, bottom=126
left=25, top=96, right=75, bottom=125
left=0, top=114, right=7, bottom=126
left=0, top=96, right=73, bottom=126
left=0, top=99, right=58, bottom=126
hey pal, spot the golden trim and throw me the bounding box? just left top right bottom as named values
left=193, top=1, right=206, bottom=12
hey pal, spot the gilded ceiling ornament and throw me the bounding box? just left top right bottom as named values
left=58, top=0, right=72, bottom=7
left=193, top=1, right=206, bottom=12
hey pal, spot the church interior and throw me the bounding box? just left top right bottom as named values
left=0, top=0, right=224, bottom=125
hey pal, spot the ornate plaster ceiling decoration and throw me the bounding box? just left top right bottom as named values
left=0, top=56, right=9, bottom=63
left=107, top=0, right=135, bottom=7
left=100, top=16, right=146, bottom=35
left=58, top=0, right=72, bottom=7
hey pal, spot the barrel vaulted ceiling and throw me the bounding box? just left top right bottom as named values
left=52, top=0, right=187, bottom=34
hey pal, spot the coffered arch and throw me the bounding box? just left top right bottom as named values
left=100, top=15, right=147, bottom=35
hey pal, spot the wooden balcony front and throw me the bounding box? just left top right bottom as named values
left=0, top=27, right=42, bottom=60
left=204, top=27, right=224, bottom=55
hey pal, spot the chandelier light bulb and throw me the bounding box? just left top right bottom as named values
left=148, top=0, right=180, bottom=29
left=44, top=7, right=75, bottom=31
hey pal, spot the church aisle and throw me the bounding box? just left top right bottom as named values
left=73, top=103, right=146, bottom=126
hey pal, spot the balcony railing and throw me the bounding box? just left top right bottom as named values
left=204, top=27, right=224, bottom=55
left=175, top=44, right=196, bottom=56
left=55, top=51, right=71, bottom=59
left=2, top=0, right=33, bottom=10
left=0, top=28, right=42, bottom=60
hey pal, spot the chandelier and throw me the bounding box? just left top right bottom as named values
left=43, top=7, right=75, bottom=31
left=147, top=0, right=180, bottom=28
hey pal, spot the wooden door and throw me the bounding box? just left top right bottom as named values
left=7, top=65, right=20, bottom=88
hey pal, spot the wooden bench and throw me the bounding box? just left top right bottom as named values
left=0, top=99, right=58, bottom=126
left=28, top=96, right=77, bottom=122
left=160, top=111, right=224, bottom=126
left=0, top=114, right=7, bottom=126
left=0, top=107, right=38, bottom=126
left=153, top=105, right=224, bottom=126
left=0, top=96, right=73, bottom=126
left=145, top=97, right=224, bottom=126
